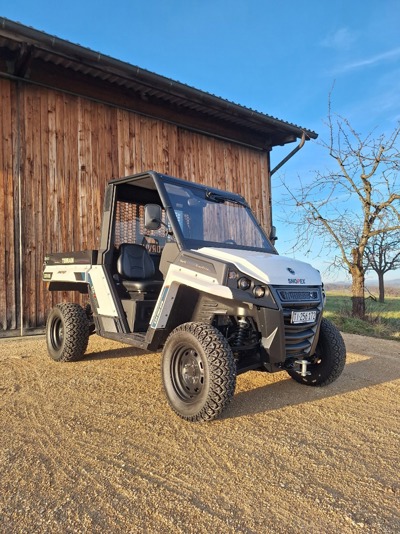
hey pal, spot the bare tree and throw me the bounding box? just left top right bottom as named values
left=365, top=230, right=400, bottom=302
left=282, top=109, right=400, bottom=319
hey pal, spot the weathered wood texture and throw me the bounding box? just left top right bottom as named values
left=0, top=80, right=270, bottom=333
left=0, top=79, right=18, bottom=330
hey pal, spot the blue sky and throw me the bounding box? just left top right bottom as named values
left=2, top=0, right=400, bottom=282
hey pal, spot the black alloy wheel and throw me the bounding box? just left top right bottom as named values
left=162, top=322, right=237, bottom=422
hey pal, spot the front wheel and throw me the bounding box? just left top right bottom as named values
left=162, top=322, right=237, bottom=422
left=46, top=303, right=89, bottom=362
left=287, top=318, right=346, bottom=386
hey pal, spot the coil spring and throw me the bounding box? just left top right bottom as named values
left=233, top=317, right=248, bottom=346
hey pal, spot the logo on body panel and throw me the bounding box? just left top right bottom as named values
left=150, top=286, right=170, bottom=328
left=286, top=267, right=305, bottom=284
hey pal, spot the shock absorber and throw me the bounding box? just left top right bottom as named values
left=234, top=317, right=248, bottom=347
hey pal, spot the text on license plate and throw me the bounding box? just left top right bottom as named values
left=291, top=310, right=317, bottom=324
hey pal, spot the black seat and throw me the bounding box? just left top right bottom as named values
left=117, top=243, right=163, bottom=293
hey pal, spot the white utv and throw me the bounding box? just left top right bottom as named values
left=43, top=171, right=346, bottom=422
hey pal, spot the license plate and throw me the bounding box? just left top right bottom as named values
left=291, top=310, right=317, bottom=324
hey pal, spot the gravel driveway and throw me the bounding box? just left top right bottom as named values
left=1, top=333, right=399, bottom=533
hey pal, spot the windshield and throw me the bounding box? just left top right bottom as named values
left=164, top=181, right=274, bottom=252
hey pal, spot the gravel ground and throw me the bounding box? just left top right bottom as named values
left=0, top=332, right=399, bottom=533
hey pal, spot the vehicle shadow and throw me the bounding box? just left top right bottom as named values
left=72, top=335, right=399, bottom=420
left=82, top=346, right=148, bottom=361
left=222, top=351, right=400, bottom=420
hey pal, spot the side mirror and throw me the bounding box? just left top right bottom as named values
left=270, top=225, right=278, bottom=243
left=144, top=204, right=162, bottom=230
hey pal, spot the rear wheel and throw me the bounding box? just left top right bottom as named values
left=46, top=303, right=89, bottom=362
left=162, top=322, right=237, bottom=422
left=287, top=318, right=346, bottom=386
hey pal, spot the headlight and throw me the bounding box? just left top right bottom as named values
left=253, top=285, right=265, bottom=298
left=228, top=270, right=239, bottom=280
left=237, top=277, right=251, bottom=290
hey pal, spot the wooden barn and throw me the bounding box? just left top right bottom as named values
left=0, top=18, right=316, bottom=336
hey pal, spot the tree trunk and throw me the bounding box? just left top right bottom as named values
left=377, top=271, right=385, bottom=303
left=351, top=250, right=366, bottom=319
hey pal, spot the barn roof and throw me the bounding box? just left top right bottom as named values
left=0, top=18, right=317, bottom=150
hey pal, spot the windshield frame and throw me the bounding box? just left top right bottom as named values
left=155, top=174, right=276, bottom=254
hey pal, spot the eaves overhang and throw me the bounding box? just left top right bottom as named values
left=0, top=17, right=317, bottom=150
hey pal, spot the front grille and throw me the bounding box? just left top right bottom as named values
left=277, top=289, right=319, bottom=302
left=273, top=286, right=323, bottom=359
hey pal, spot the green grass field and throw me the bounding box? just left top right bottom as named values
left=324, top=291, right=400, bottom=340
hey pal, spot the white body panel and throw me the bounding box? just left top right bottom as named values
left=43, top=264, right=118, bottom=317
left=88, top=266, right=118, bottom=316
left=196, top=248, right=322, bottom=286
left=150, top=263, right=234, bottom=329
left=43, top=264, right=91, bottom=283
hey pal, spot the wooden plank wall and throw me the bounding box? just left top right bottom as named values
left=0, top=80, right=270, bottom=333
left=0, top=79, right=17, bottom=330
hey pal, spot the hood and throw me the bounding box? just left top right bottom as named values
left=195, top=248, right=322, bottom=286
